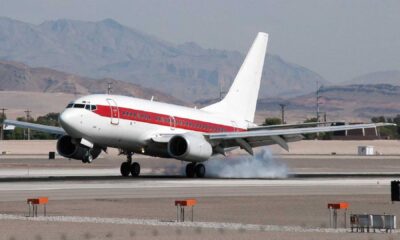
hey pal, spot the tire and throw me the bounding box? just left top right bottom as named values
left=185, top=163, right=195, bottom=178
left=195, top=164, right=206, bottom=178
left=130, top=162, right=141, bottom=177
left=82, top=150, right=93, bottom=163
left=86, top=154, right=93, bottom=163
left=120, top=162, right=131, bottom=177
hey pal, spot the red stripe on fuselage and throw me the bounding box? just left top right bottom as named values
left=94, top=105, right=245, bottom=133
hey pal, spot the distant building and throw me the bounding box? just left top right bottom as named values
left=331, top=121, right=381, bottom=140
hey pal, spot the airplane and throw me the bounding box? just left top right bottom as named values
left=3, top=32, right=394, bottom=178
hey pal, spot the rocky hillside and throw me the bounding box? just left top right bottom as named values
left=344, top=70, right=400, bottom=86
left=0, top=17, right=327, bottom=101
left=0, top=60, right=185, bottom=105
left=257, top=84, right=400, bottom=121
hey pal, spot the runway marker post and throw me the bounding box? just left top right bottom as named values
left=327, top=202, right=349, bottom=228
left=27, top=197, right=49, bottom=217
left=175, top=199, right=197, bottom=222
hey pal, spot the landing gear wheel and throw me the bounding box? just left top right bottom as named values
left=195, top=164, right=206, bottom=178
left=130, top=162, right=141, bottom=177
left=82, top=151, right=93, bottom=163
left=185, top=163, right=196, bottom=178
left=120, top=162, right=131, bottom=177
left=85, top=154, right=93, bottom=163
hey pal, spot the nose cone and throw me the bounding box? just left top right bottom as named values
left=59, top=110, right=80, bottom=137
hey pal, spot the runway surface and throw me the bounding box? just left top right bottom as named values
left=1, top=156, right=399, bottom=239
left=0, top=176, right=392, bottom=202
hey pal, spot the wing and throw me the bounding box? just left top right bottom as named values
left=207, top=123, right=395, bottom=154
left=248, top=121, right=338, bottom=130
left=3, top=120, right=65, bottom=135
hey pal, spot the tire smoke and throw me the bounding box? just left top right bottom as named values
left=204, top=148, right=287, bottom=178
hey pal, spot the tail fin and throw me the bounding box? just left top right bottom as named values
left=202, top=32, right=268, bottom=123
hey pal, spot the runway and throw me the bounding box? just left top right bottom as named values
left=1, top=155, right=399, bottom=239
left=1, top=172, right=400, bottom=182
left=0, top=176, right=392, bottom=202
left=0, top=155, right=398, bottom=201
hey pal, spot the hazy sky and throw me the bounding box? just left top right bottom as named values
left=0, top=0, right=399, bottom=83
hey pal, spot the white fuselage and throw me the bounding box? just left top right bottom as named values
left=59, top=94, right=252, bottom=155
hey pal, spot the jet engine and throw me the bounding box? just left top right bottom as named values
left=167, top=133, right=212, bottom=162
left=56, top=135, right=101, bottom=162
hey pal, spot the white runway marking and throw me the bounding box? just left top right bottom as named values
left=0, top=214, right=353, bottom=233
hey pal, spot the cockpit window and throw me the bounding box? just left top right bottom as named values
left=74, top=104, right=85, bottom=108
left=68, top=103, right=96, bottom=111
left=84, top=105, right=97, bottom=111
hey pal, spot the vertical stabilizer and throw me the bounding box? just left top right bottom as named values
left=202, top=32, right=268, bottom=123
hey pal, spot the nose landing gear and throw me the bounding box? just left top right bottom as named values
left=82, top=149, right=94, bottom=163
left=120, top=153, right=141, bottom=177
left=185, top=163, right=206, bottom=178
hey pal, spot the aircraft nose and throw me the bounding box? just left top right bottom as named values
left=59, top=110, right=79, bottom=136
left=59, top=110, right=71, bottom=128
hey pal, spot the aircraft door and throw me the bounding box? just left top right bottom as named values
left=231, top=121, right=238, bottom=132
left=169, top=116, right=176, bottom=130
left=106, top=98, right=119, bottom=125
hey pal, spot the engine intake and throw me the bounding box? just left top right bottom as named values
left=168, top=133, right=212, bottom=162
left=57, top=135, right=101, bottom=161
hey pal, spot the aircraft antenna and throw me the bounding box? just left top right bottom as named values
left=107, top=82, right=113, bottom=94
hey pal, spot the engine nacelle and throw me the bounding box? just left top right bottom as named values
left=167, top=133, right=212, bottom=162
left=57, top=135, right=101, bottom=161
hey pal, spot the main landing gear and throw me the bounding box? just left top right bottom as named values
left=120, top=153, right=141, bottom=177
left=185, top=163, right=206, bottom=178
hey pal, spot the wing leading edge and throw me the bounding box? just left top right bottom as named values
left=3, top=119, right=65, bottom=135
left=206, top=123, right=395, bottom=154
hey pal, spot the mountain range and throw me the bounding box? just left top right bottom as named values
left=257, top=84, right=400, bottom=122
left=0, top=60, right=184, bottom=105
left=0, top=17, right=327, bottom=101
left=0, top=58, right=398, bottom=122
left=0, top=17, right=399, bottom=121
left=343, top=70, right=400, bottom=86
